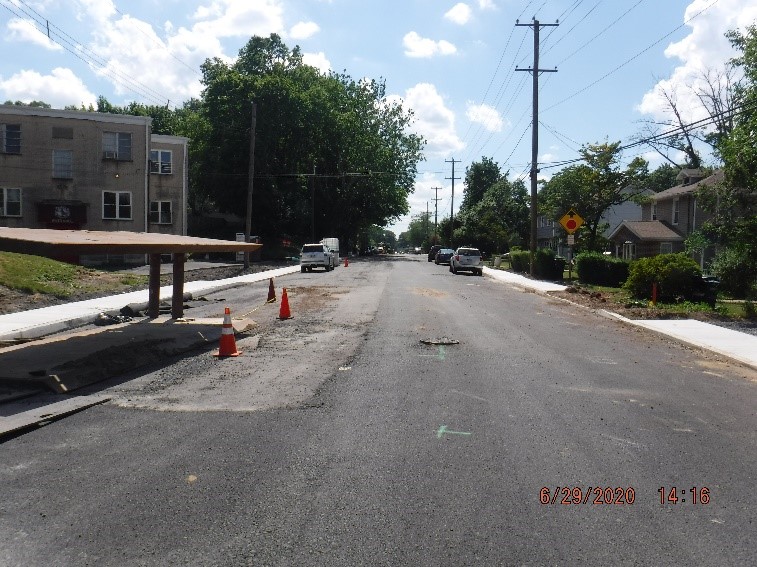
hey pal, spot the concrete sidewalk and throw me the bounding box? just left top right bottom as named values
left=483, top=266, right=757, bottom=371
left=0, top=264, right=300, bottom=341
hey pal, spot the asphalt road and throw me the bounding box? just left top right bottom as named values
left=1, top=255, right=755, bottom=566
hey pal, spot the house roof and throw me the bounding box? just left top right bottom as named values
left=609, top=220, right=684, bottom=242
left=0, top=104, right=152, bottom=126
left=652, top=170, right=724, bottom=202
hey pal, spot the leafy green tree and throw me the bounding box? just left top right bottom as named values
left=539, top=142, right=648, bottom=251
left=460, top=157, right=501, bottom=211
left=197, top=34, right=424, bottom=247
left=454, top=175, right=529, bottom=253
left=644, top=163, right=680, bottom=192
left=401, top=212, right=432, bottom=248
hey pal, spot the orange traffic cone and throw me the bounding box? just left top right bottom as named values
left=267, top=278, right=276, bottom=303
left=214, top=307, right=241, bottom=357
left=344, top=257, right=349, bottom=267
left=279, top=288, right=292, bottom=320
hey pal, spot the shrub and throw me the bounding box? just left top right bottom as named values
left=509, top=249, right=564, bottom=280
left=575, top=252, right=629, bottom=287
left=710, top=246, right=757, bottom=299
left=510, top=250, right=530, bottom=273
left=623, top=253, right=703, bottom=301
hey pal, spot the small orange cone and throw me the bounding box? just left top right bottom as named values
left=267, top=278, right=276, bottom=303
left=344, top=257, right=349, bottom=267
left=214, top=307, right=241, bottom=357
left=279, top=288, right=292, bottom=320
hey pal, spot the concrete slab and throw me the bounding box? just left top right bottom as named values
left=623, top=318, right=757, bottom=370
left=483, top=266, right=567, bottom=292
left=0, top=394, right=110, bottom=437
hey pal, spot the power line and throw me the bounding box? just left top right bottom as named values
left=542, top=0, right=723, bottom=114
left=0, top=0, right=172, bottom=107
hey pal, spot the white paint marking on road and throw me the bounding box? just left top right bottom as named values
left=673, top=428, right=695, bottom=433
left=587, top=356, right=618, bottom=365
left=710, top=518, right=725, bottom=524
left=702, top=371, right=723, bottom=377
left=450, top=389, right=489, bottom=403
left=606, top=435, right=644, bottom=449
left=338, top=366, right=351, bottom=371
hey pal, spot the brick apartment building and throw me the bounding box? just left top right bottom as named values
left=0, top=105, right=188, bottom=264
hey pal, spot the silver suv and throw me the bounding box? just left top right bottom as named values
left=449, top=247, right=483, bottom=276
left=300, top=243, right=334, bottom=272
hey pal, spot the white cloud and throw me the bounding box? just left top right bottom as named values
left=445, top=3, right=472, bottom=25
left=478, top=0, right=496, bottom=10
left=303, top=52, right=331, bottom=73
left=388, top=83, right=464, bottom=157
left=290, top=21, right=320, bottom=40
left=403, top=31, right=457, bottom=58
left=466, top=102, right=505, bottom=132
left=6, top=17, right=62, bottom=51
left=0, top=67, right=97, bottom=107
left=637, top=0, right=755, bottom=125
left=186, top=0, right=285, bottom=39
left=68, top=0, right=287, bottom=106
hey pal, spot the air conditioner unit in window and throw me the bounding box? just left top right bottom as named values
left=104, top=150, right=117, bottom=159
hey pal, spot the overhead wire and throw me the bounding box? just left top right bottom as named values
left=0, top=0, right=172, bottom=107
left=541, top=0, right=723, bottom=114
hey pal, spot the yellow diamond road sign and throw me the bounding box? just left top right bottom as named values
left=559, top=209, right=584, bottom=234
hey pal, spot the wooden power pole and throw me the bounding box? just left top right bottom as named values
left=244, top=101, right=257, bottom=269
left=516, top=19, right=557, bottom=276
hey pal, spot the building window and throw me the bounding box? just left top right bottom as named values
left=1, top=124, right=21, bottom=154
left=103, top=191, right=132, bottom=220
left=150, top=150, right=172, bottom=174
left=672, top=199, right=679, bottom=225
left=52, top=126, right=74, bottom=139
left=660, top=242, right=673, bottom=254
left=651, top=203, right=657, bottom=220
left=0, top=187, right=21, bottom=217
left=622, top=241, right=636, bottom=261
left=52, top=149, right=73, bottom=179
left=149, top=200, right=172, bottom=224
left=103, top=132, right=132, bottom=160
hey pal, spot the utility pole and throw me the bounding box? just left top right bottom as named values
left=445, top=158, right=461, bottom=244
left=426, top=202, right=430, bottom=242
left=244, top=101, right=257, bottom=269
left=516, top=18, right=557, bottom=276
left=311, top=164, right=316, bottom=242
left=432, top=187, right=442, bottom=243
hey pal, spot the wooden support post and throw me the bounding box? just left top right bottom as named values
left=172, top=253, right=186, bottom=319
left=148, top=254, right=161, bottom=318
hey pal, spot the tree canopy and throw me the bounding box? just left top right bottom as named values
left=449, top=158, right=529, bottom=253
left=194, top=34, right=424, bottom=247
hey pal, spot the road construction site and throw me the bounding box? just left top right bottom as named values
left=2, top=255, right=756, bottom=439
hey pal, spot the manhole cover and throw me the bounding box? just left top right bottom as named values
left=420, top=338, right=459, bottom=345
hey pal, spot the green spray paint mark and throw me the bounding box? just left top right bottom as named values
left=438, top=345, right=446, bottom=361
left=436, top=425, right=472, bottom=439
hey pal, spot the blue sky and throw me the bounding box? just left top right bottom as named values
left=1, top=0, right=755, bottom=235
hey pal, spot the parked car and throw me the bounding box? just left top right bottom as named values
left=450, top=247, right=483, bottom=275
left=428, top=245, right=443, bottom=262
left=434, top=248, right=454, bottom=265
left=300, top=243, right=334, bottom=272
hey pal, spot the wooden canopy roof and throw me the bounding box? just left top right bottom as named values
left=0, top=227, right=262, bottom=255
